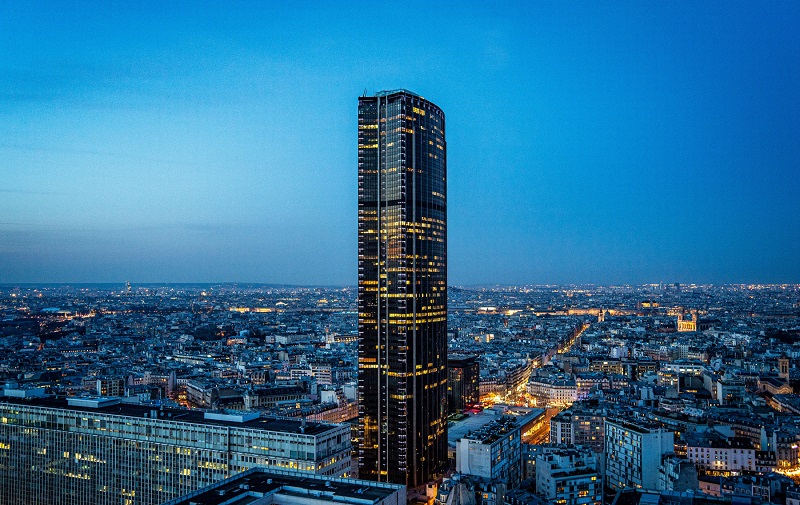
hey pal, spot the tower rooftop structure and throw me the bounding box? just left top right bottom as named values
left=373, top=88, right=422, bottom=98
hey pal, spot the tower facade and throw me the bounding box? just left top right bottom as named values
left=357, top=90, right=448, bottom=487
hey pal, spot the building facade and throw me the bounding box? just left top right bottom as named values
left=455, top=416, right=523, bottom=488
left=535, top=446, right=601, bottom=505
left=604, top=417, right=674, bottom=492
left=527, top=376, right=577, bottom=407
left=357, top=89, right=448, bottom=486
left=448, top=354, right=480, bottom=413
left=0, top=397, right=351, bottom=505
left=686, top=439, right=757, bottom=473
left=549, top=408, right=605, bottom=453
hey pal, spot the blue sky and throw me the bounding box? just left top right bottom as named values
left=1, top=1, right=798, bottom=285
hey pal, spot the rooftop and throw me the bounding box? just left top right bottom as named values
left=161, top=467, right=405, bottom=505
left=0, top=396, right=339, bottom=436
left=372, top=89, right=421, bottom=98
left=449, top=406, right=544, bottom=445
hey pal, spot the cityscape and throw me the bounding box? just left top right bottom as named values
left=2, top=282, right=800, bottom=504
left=2, top=3, right=800, bottom=505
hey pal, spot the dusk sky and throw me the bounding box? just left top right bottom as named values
left=1, top=1, right=798, bottom=285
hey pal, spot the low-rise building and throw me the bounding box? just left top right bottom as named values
left=658, top=455, right=698, bottom=492
left=456, top=415, right=523, bottom=488
left=535, top=445, right=601, bottom=505
left=686, top=437, right=757, bottom=473
left=549, top=408, right=605, bottom=453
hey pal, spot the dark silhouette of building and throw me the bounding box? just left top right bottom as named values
left=357, top=89, right=448, bottom=487
left=448, top=354, right=479, bottom=413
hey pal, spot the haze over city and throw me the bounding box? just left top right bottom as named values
left=2, top=1, right=799, bottom=285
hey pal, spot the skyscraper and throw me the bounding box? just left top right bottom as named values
left=357, top=90, right=448, bottom=487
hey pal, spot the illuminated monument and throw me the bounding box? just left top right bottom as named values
left=357, top=90, right=448, bottom=487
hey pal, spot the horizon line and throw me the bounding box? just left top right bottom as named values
left=1, top=281, right=798, bottom=289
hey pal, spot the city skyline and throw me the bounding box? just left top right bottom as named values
left=2, top=2, right=799, bottom=286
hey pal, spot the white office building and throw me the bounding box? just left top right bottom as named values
left=0, top=397, right=351, bottom=505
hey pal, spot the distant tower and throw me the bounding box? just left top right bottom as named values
left=779, top=358, right=790, bottom=381
left=126, top=281, right=131, bottom=294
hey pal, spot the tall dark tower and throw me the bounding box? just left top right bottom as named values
left=357, top=90, right=448, bottom=487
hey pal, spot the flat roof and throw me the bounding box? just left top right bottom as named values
left=605, top=416, right=665, bottom=433
left=162, top=467, right=405, bottom=505
left=0, top=397, right=340, bottom=436
left=448, top=406, right=545, bottom=445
